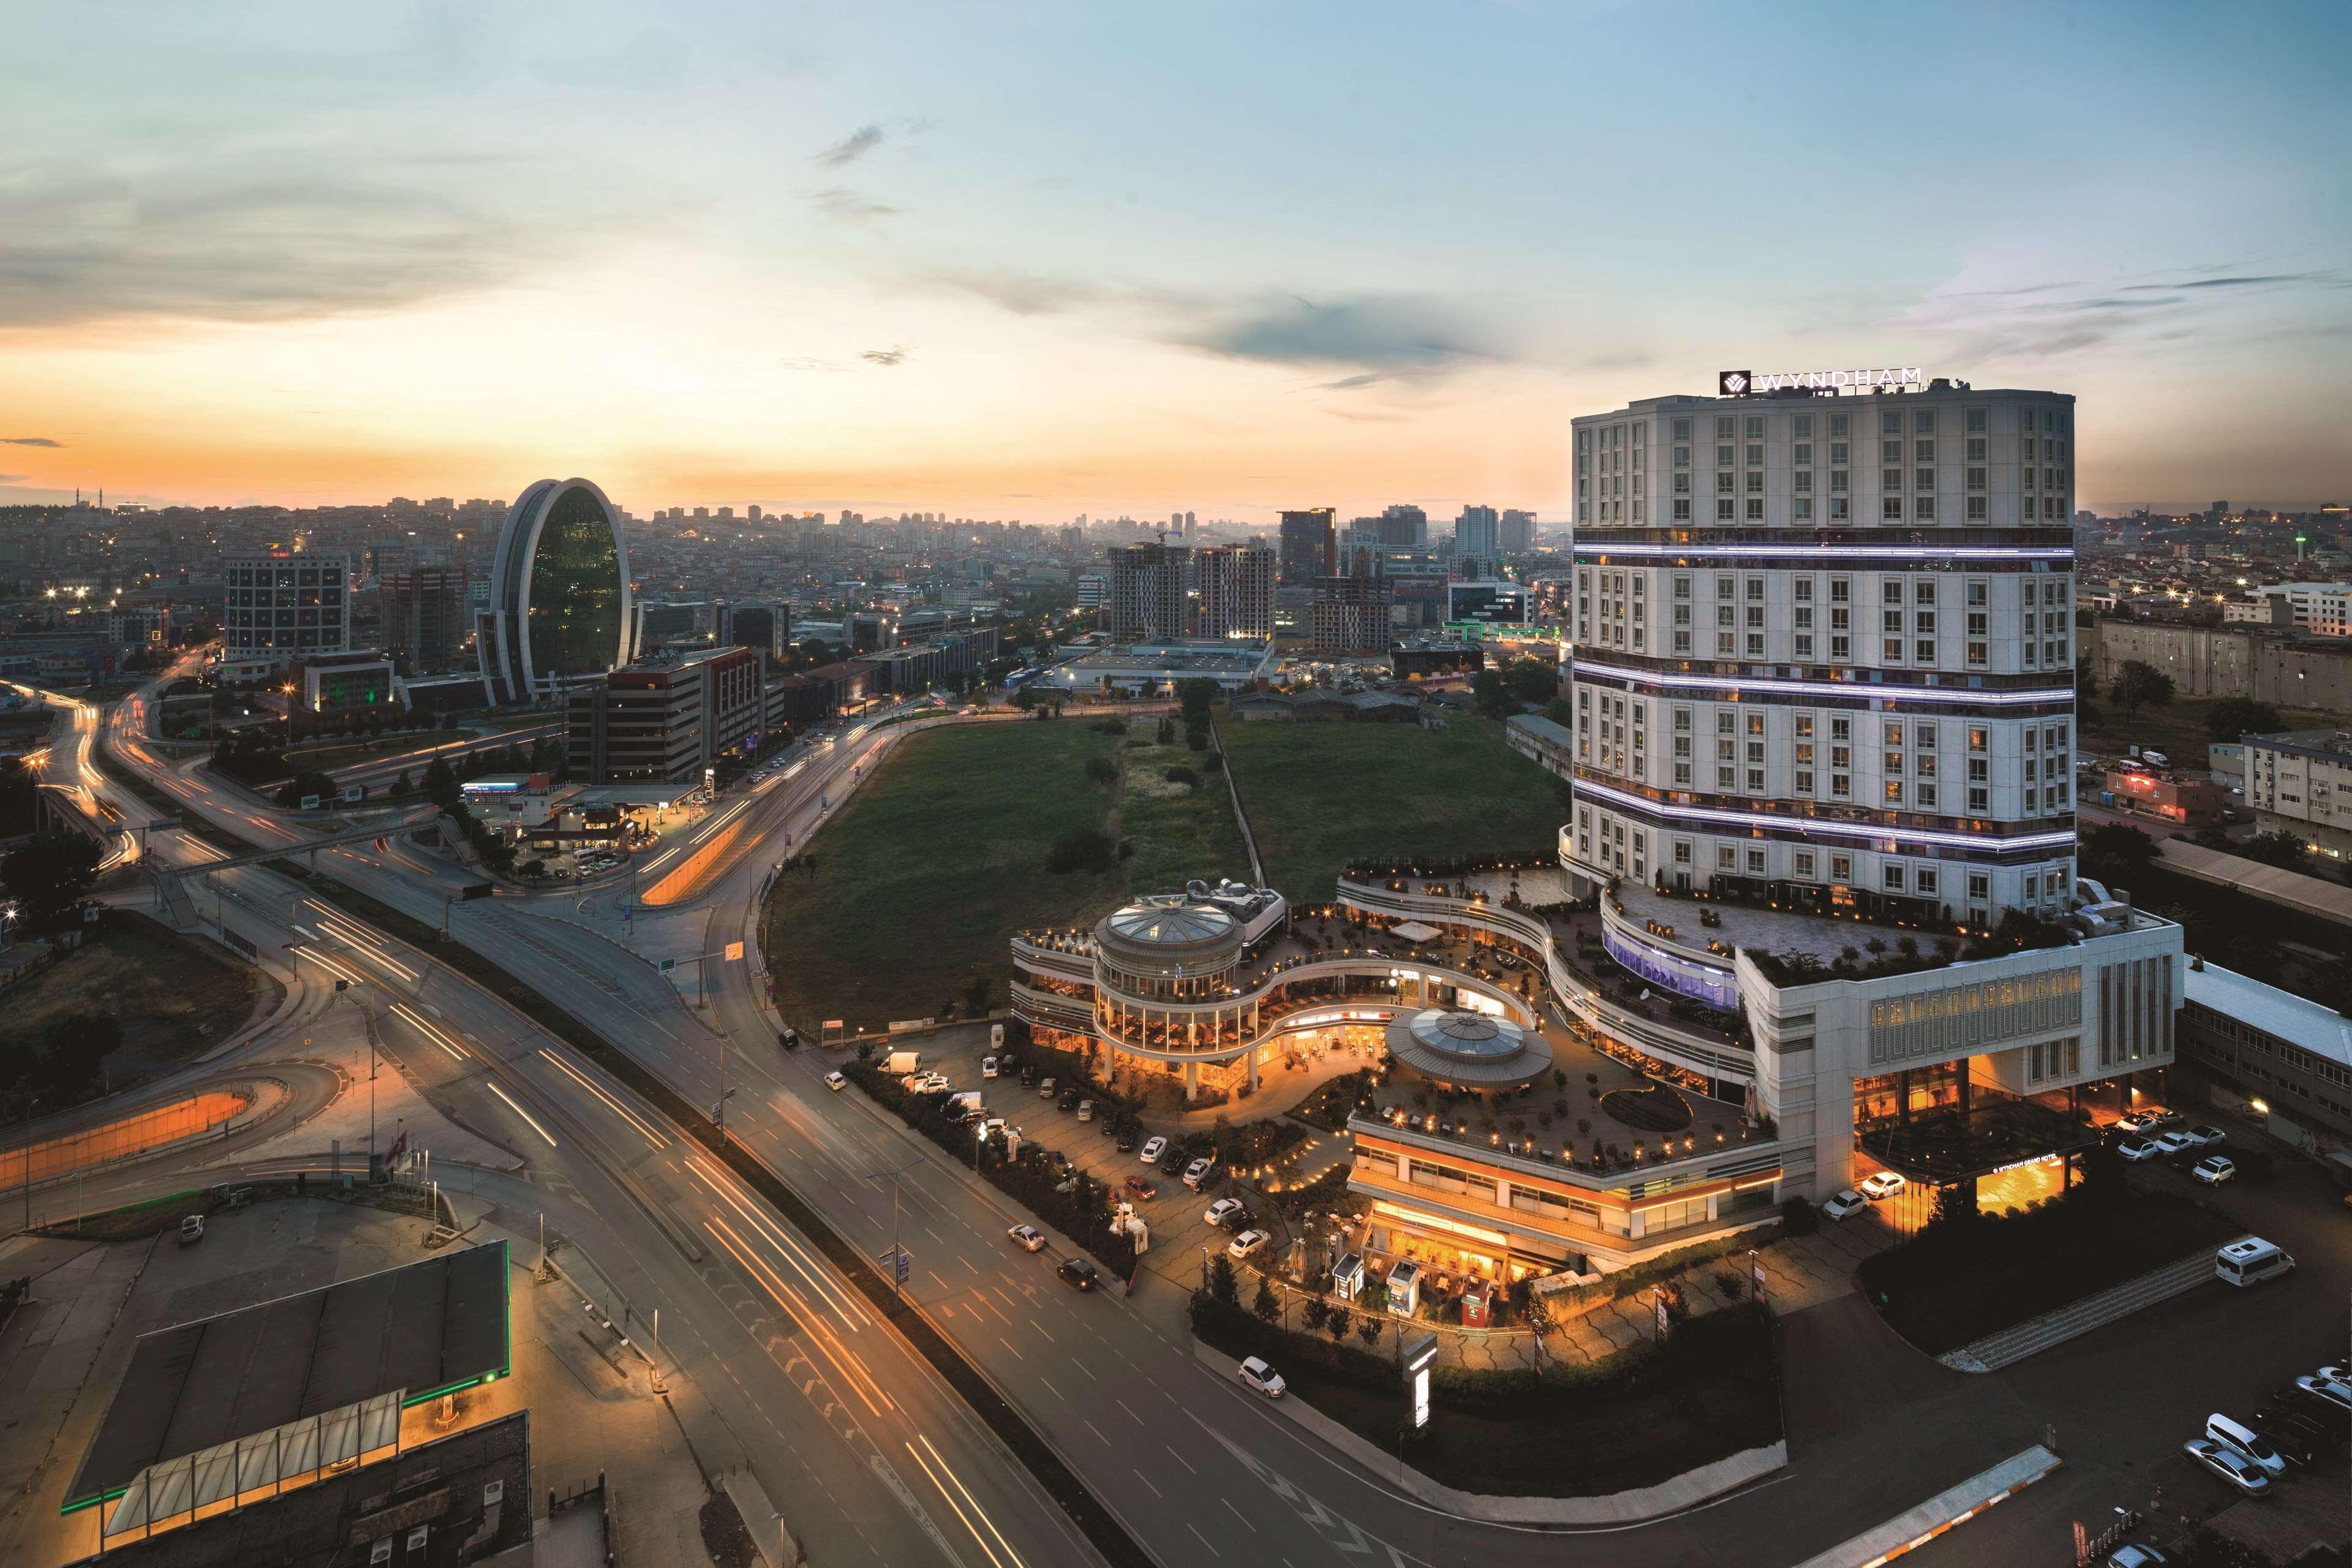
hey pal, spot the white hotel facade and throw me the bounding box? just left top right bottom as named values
left=1557, top=377, right=2183, bottom=1199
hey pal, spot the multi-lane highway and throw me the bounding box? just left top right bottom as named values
left=29, top=673, right=1114, bottom=1568
left=53, top=663, right=2348, bottom=1568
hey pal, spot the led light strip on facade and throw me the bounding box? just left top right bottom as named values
left=1571, top=542, right=2074, bottom=562
left=1572, top=659, right=2075, bottom=707
left=1574, top=777, right=2079, bottom=853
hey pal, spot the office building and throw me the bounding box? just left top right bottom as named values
left=2245, top=728, right=2352, bottom=858
left=222, top=550, right=352, bottom=667
left=381, top=564, right=469, bottom=673
left=1308, top=575, right=1393, bottom=657
left=1277, top=508, right=1338, bottom=587
left=1454, top=505, right=1499, bottom=562
left=567, top=644, right=761, bottom=784
left=2255, top=582, right=2352, bottom=635
left=632, top=600, right=701, bottom=649
left=2179, top=958, right=2352, bottom=1147
left=479, top=478, right=633, bottom=706
left=1446, top=579, right=1528, bottom=628
left=717, top=601, right=789, bottom=665
left=1106, top=543, right=1189, bottom=642
left=1075, top=571, right=1109, bottom=609
left=1377, top=504, right=1427, bottom=548
left=290, top=651, right=398, bottom=715
left=1193, top=545, right=1276, bottom=639
left=1499, top=508, right=1536, bottom=554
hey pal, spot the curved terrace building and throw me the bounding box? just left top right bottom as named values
left=1011, top=883, right=1540, bottom=1101
left=479, top=478, right=635, bottom=704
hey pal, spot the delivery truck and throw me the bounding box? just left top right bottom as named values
left=883, top=1050, right=920, bottom=1076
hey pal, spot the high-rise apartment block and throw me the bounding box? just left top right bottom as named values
left=223, top=550, right=352, bottom=668
left=1454, top=505, right=1499, bottom=562
left=1308, top=575, right=1393, bottom=657
left=1105, top=543, right=1189, bottom=641
left=1499, top=508, right=1536, bottom=554
left=382, top=565, right=469, bottom=673
left=1193, top=545, right=1276, bottom=639
left=1377, top=504, right=1427, bottom=548
left=1277, top=508, right=1336, bottom=586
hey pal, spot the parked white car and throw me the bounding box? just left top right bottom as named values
left=2149, top=1131, right=2196, bottom=1157
left=823, top=1071, right=846, bottom=1092
left=1858, top=1171, right=1907, bottom=1200
left=1820, top=1189, right=1868, bottom=1222
left=1203, top=1197, right=1245, bottom=1228
left=1139, top=1136, right=1167, bottom=1164
left=2180, top=1125, right=2226, bottom=1148
left=2182, top=1438, right=2272, bottom=1496
left=2192, top=1155, right=2235, bottom=1185
left=2115, top=1137, right=2162, bottom=1162
left=1228, top=1229, right=1269, bottom=1260
left=981, top=1056, right=999, bottom=1078
left=1237, top=1356, right=1286, bottom=1398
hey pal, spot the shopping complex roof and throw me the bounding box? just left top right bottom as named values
left=66, top=1244, right=510, bottom=1511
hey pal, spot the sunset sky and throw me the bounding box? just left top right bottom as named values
left=5, top=1, right=2348, bottom=521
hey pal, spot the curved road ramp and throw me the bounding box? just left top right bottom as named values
left=1792, top=1446, right=2063, bottom=1567
left=0, top=1087, right=271, bottom=1194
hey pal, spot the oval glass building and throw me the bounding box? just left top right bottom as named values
left=478, top=478, right=635, bottom=703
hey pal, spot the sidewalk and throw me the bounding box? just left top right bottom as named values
left=1191, top=1338, right=1785, bottom=1525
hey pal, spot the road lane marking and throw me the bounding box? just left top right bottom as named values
left=1188, top=1524, right=1222, bottom=1558
left=1222, top=1498, right=1257, bottom=1533
left=997, top=1336, right=1022, bottom=1362
left=1038, top=1376, right=1063, bottom=1402
left=1165, top=1444, right=1194, bottom=1473
left=1083, top=1419, right=1110, bottom=1448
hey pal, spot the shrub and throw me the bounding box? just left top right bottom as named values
left=1083, top=756, right=1118, bottom=785
left=1161, top=766, right=1200, bottom=788
left=1091, top=718, right=1128, bottom=736
left=1044, top=828, right=1118, bottom=874
left=1777, top=1195, right=1818, bottom=1235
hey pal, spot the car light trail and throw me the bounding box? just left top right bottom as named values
left=390, top=1001, right=469, bottom=1061
left=536, top=1047, right=668, bottom=1148
left=704, top=1218, right=892, bottom=1418
left=907, top=1435, right=1027, bottom=1568
left=484, top=1081, right=557, bottom=1146
left=687, top=1155, right=871, bottom=1332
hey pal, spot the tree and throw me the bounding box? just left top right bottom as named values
left=1470, top=668, right=1512, bottom=717
left=1084, top=755, right=1118, bottom=785
left=0, top=756, right=37, bottom=837
left=963, top=974, right=993, bottom=1017
left=390, top=769, right=413, bottom=799
left=1925, top=1179, right=1980, bottom=1233
left=274, top=770, right=337, bottom=809
left=2111, top=660, right=2174, bottom=717
left=1177, top=677, right=1219, bottom=722
left=1208, top=1254, right=1240, bottom=1308
left=1355, top=1313, right=1383, bottom=1350
left=1506, top=657, right=1559, bottom=704
left=1541, top=696, right=1574, bottom=728
left=2235, top=830, right=2311, bottom=872
left=2, top=832, right=102, bottom=932
left=2203, top=697, right=2281, bottom=742
left=1324, top=1305, right=1351, bottom=1344
left=2078, top=822, right=2157, bottom=886
left=1251, top=1274, right=1281, bottom=1325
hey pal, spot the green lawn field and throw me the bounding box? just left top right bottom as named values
left=762, top=719, right=1248, bottom=1033
left=1218, top=713, right=1569, bottom=903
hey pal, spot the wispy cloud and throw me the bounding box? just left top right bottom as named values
left=815, top=124, right=886, bottom=168
left=1, top=437, right=61, bottom=447
left=914, top=266, right=1108, bottom=317
left=1896, top=255, right=2349, bottom=360
left=812, top=186, right=899, bottom=225
left=1167, top=293, right=1510, bottom=386
left=859, top=346, right=907, bottom=366
left=0, top=159, right=547, bottom=329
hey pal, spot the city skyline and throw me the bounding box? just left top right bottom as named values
left=5, top=1, right=2348, bottom=519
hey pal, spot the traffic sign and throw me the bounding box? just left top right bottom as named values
left=724, top=940, right=744, bottom=962
left=659, top=957, right=677, bottom=973
left=880, top=1245, right=912, bottom=1284
left=146, top=819, right=176, bottom=832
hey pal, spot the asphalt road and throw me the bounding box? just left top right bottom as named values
left=72, top=662, right=2352, bottom=1567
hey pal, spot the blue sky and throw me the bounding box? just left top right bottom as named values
left=2, top=0, right=2346, bottom=516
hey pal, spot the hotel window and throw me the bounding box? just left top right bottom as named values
left=1746, top=470, right=1765, bottom=493
left=1830, top=635, right=1850, bottom=661
left=1795, top=850, right=1815, bottom=879
left=1830, top=413, right=1849, bottom=438
left=1717, top=500, right=1736, bottom=521
left=1673, top=762, right=1692, bottom=785
left=1831, top=853, right=1852, bottom=881
left=1796, top=768, right=1814, bottom=791
left=1717, top=631, right=1735, bottom=654
left=1793, top=470, right=1812, bottom=494
left=1881, top=440, right=1902, bottom=464
left=1914, top=467, right=1934, bottom=491
left=1673, top=575, right=1692, bottom=600
left=1746, top=498, right=1765, bottom=519
left=1883, top=864, right=1905, bottom=890
left=1833, top=772, right=1852, bottom=797
left=1717, top=766, right=1736, bottom=789
left=1918, top=782, right=1939, bottom=809
left=1793, top=443, right=1812, bottom=466
left=1673, top=472, right=1690, bottom=495
left=1673, top=417, right=1692, bottom=439
left=1747, top=848, right=1766, bottom=875
left=1830, top=469, right=1849, bottom=492
left=1674, top=499, right=1692, bottom=520
left=1673, top=445, right=1691, bottom=468
left=1915, top=411, right=1936, bottom=434
left=1966, top=407, right=1987, bottom=433
left=1882, top=467, right=1902, bottom=492
left=1716, top=471, right=1735, bottom=494
left=1794, top=415, right=1812, bottom=437
left=1916, top=497, right=1937, bottom=521
left=1746, top=415, right=1763, bottom=439
left=1717, top=443, right=1735, bottom=466
left=1830, top=497, right=1850, bottom=520
left=1746, top=632, right=1764, bottom=654
left=1717, top=844, right=1736, bottom=870
left=1716, top=417, right=1735, bottom=439
left=1746, top=443, right=1763, bottom=466
left=1674, top=839, right=1691, bottom=863
left=1793, top=497, right=1813, bottom=520
left=1966, top=496, right=1988, bottom=521
left=1882, top=498, right=1905, bottom=521
left=1915, top=638, right=1936, bottom=663
left=1885, top=780, right=1904, bottom=803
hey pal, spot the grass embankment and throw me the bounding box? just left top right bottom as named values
left=762, top=721, right=1246, bottom=1033
left=1858, top=1192, right=2241, bottom=1354
left=2078, top=693, right=2334, bottom=767
left=1218, top=713, right=1566, bottom=903
left=1193, top=1294, right=1782, bottom=1498
left=9, top=913, right=278, bottom=1085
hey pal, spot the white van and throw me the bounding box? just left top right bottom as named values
left=2204, top=1414, right=2288, bottom=1476
left=2215, top=1237, right=2294, bottom=1287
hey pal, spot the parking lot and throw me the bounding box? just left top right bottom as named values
left=876, top=1024, right=1325, bottom=1292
